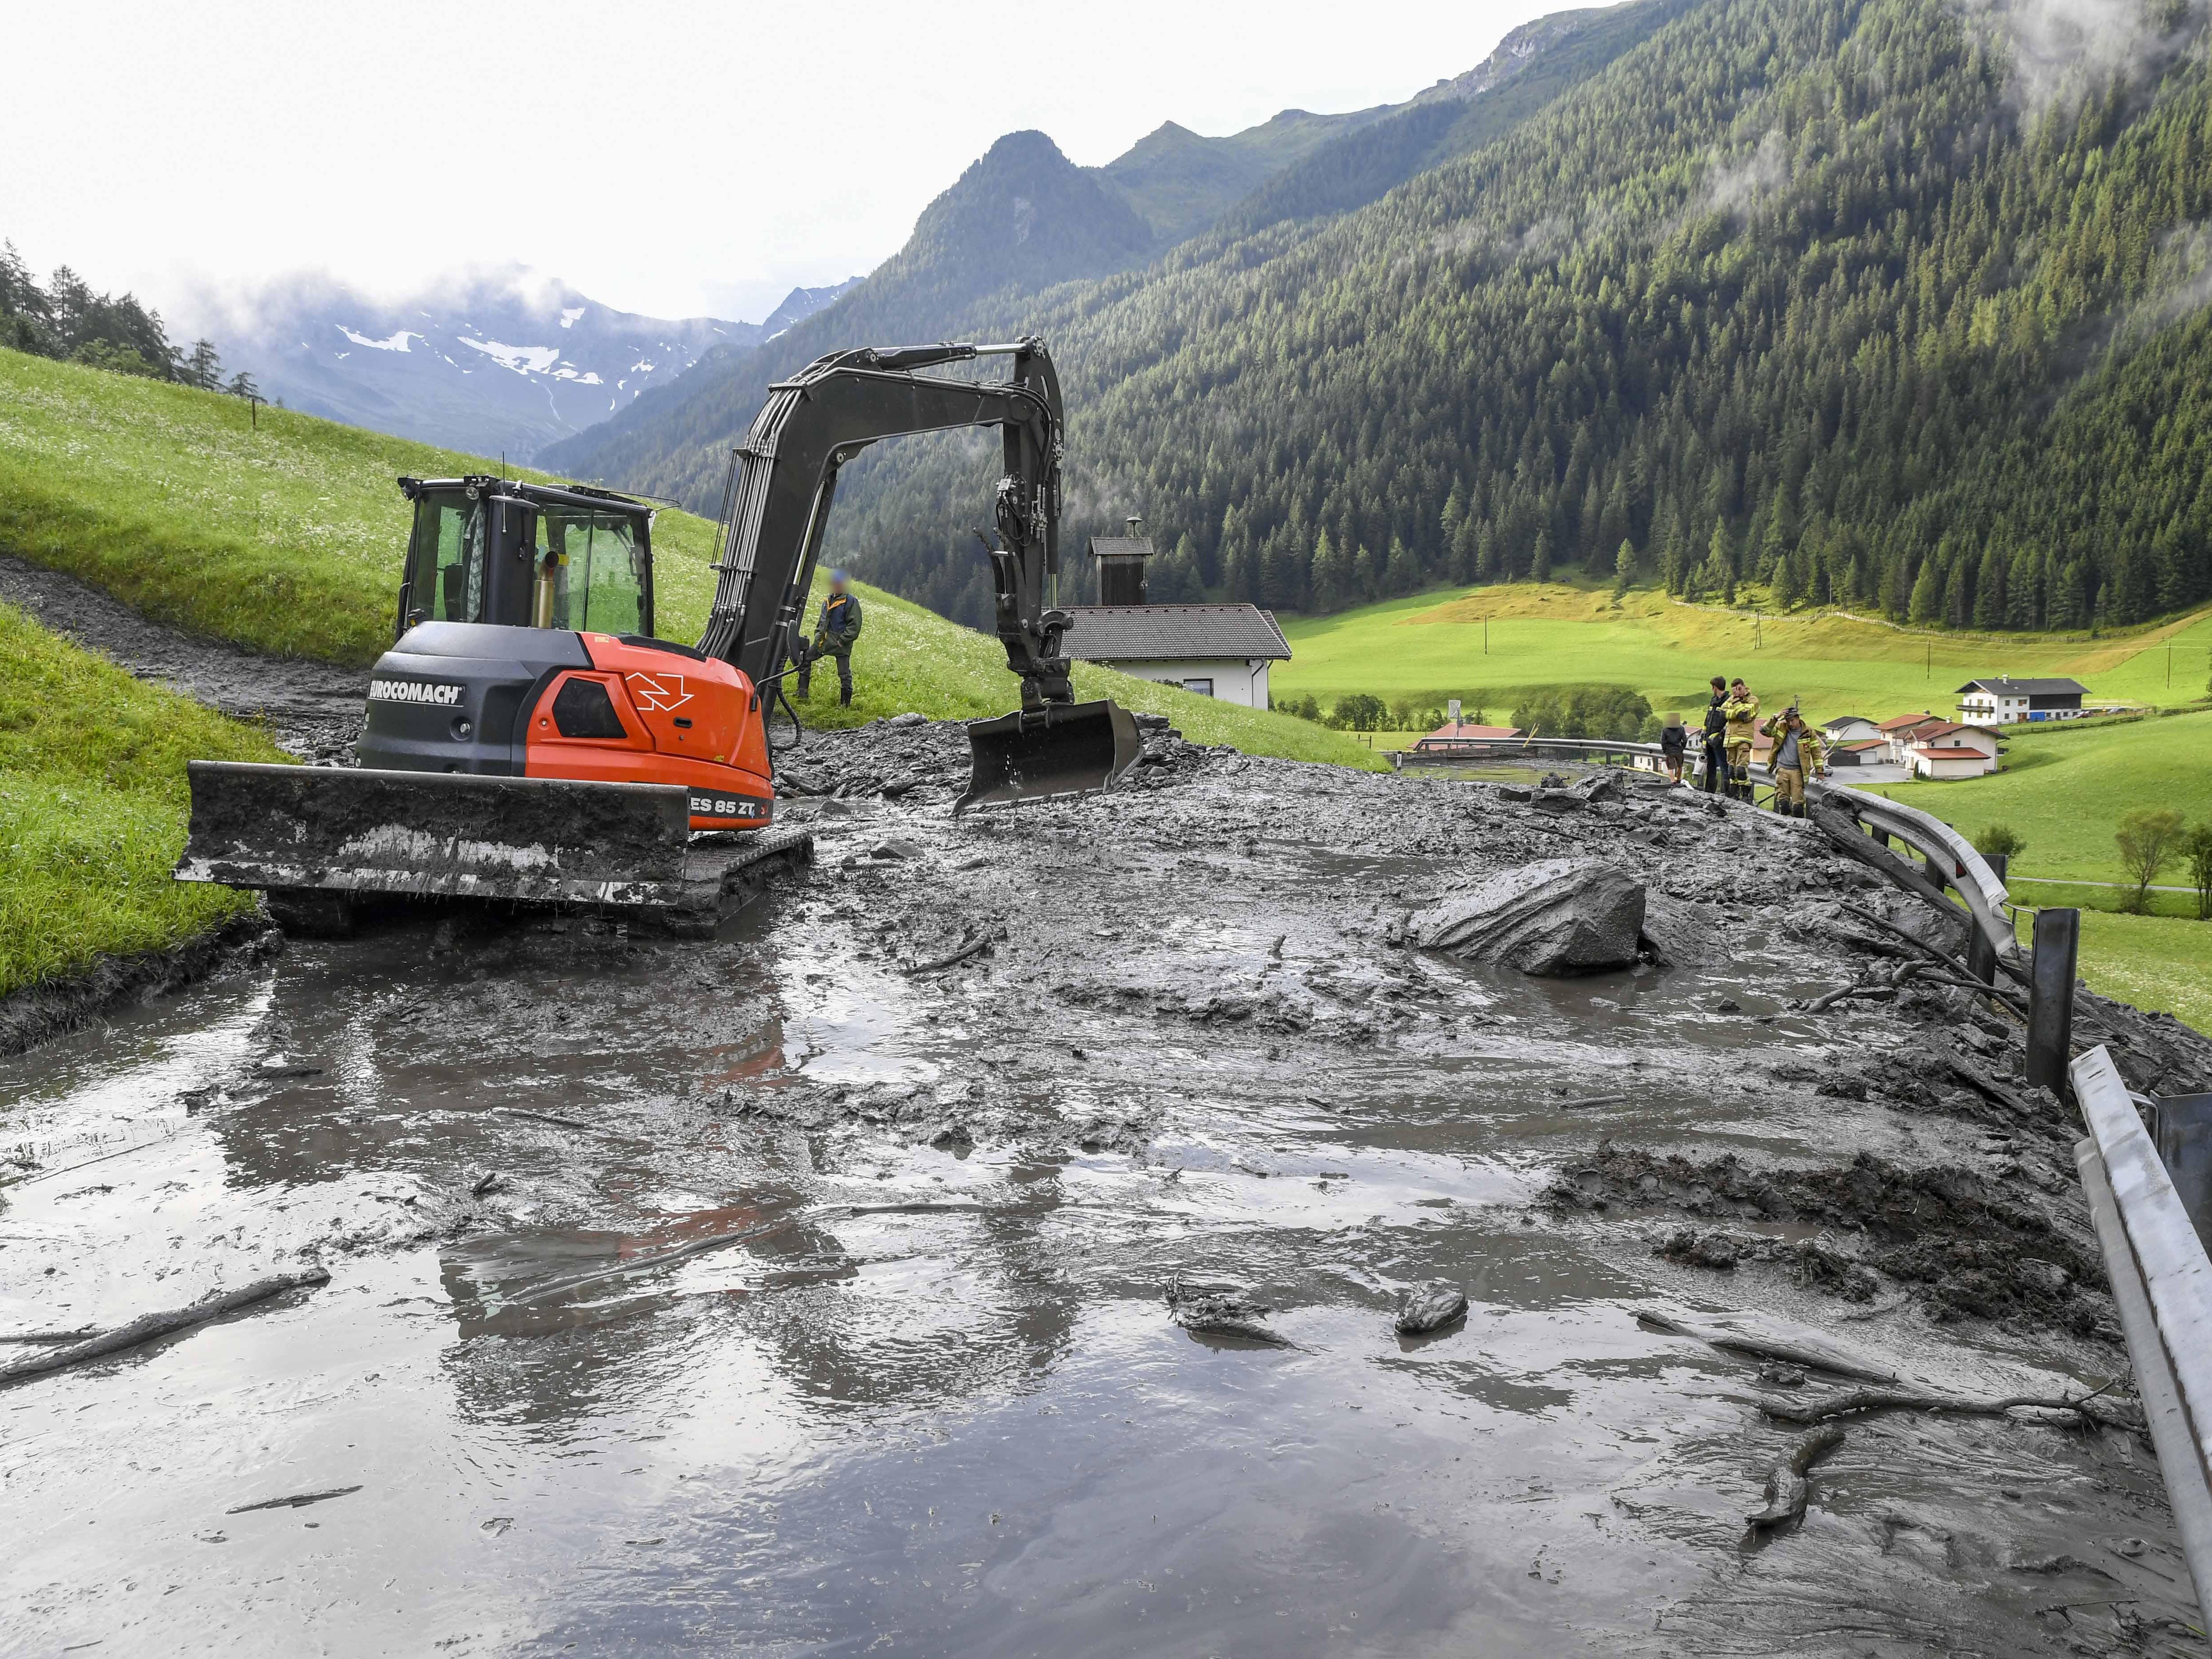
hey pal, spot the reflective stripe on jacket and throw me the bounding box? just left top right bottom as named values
left=1723, top=691, right=1761, bottom=743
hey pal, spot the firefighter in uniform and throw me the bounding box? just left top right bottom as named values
left=1759, top=705, right=1826, bottom=817
left=1722, top=677, right=1761, bottom=801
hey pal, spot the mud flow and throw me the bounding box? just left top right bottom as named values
left=3, top=718, right=2207, bottom=1656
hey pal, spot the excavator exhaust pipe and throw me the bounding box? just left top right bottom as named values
left=958, top=700, right=1141, bottom=812
left=176, top=762, right=808, bottom=934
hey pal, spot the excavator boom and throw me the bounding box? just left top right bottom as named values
left=696, top=338, right=1136, bottom=806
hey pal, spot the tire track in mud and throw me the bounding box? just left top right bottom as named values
left=0, top=549, right=365, bottom=758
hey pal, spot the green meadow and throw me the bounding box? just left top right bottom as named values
left=1276, top=580, right=2212, bottom=723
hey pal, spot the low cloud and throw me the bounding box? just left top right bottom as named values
left=1953, top=0, right=2209, bottom=113
left=1704, top=130, right=1791, bottom=217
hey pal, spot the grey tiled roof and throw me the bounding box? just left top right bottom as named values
left=1058, top=604, right=1292, bottom=662
left=1954, top=677, right=2087, bottom=696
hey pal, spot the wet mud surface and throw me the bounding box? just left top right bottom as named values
left=4, top=712, right=2211, bottom=1655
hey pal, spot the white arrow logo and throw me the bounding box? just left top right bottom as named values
left=627, top=672, right=692, bottom=713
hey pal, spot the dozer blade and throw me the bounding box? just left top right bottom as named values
left=176, top=761, right=697, bottom=910
left=958, top=699, right=1140, bottom=812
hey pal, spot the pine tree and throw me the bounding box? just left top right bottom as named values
left=1772, top=547, right=1802, bottom=610
left=1700, top=520, right=1732, bottom=603
left=1351, top=543, right=1380, bottom=601
left=1909, top=556, right=1944, bottom=625
left=1613, top=538, right=1636, bottom=599
left=1973, top=548, right=2006, bottom=628
left=181, top=339, right=223, bottom=390
left=2006, top=545, right=2043, bottom=629
left=1310, top=529, right=1348, bottom=611
left=1385, top=535, right=1421, bottom=594
left=1531, top=531, right=1552, bottom=584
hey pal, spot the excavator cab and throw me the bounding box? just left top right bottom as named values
left=393, top=478, right=654, bottom=636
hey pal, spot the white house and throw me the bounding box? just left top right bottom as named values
left=1908, top=742, right=1999, bottom=779
left=1058, top=604, right=1291, bottom=707
left=1899, top=720, right=2000, bottom=778
left=1955, top=676, right=2088, bottom=724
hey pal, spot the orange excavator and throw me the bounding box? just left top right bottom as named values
left=175, top=338, right=1136, bottom=933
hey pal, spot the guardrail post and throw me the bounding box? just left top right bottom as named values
left=2154, top=1093, right=2212, bottom=1252
left=2027, top=907, right=2081, bottom=1094
left=1966, top=853, right=2006, bottom=984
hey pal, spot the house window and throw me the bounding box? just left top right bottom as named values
left=1181, top=678, right=1214, bottom=697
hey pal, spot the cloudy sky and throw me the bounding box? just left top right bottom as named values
left=4, top=0, right=1587, bottom=330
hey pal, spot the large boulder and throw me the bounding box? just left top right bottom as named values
left=1412, top=857, right=1647, bottom=976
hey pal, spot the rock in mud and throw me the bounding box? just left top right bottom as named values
left=1395, top=1280, right=1468, bottom=1334
left=1412, top=858, right=1646, bottom=976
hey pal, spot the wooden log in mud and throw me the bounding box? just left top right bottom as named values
left=1635, top=1308, right=1904, bottom=1385
left=0, top=1268, right=330, bottom=1386
left=1746, top=1424, right=1846, bottom=1528
left=1760, top=1383, right=2140, bottom=1435
left=903, top=932, right=994, bottom=976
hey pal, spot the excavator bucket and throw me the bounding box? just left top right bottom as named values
left=174, top=761, right=805, bottom=933
left=958, top=700, right=1141, bottom=811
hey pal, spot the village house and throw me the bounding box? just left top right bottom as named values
left=1826, top=738, right=1891, bottom=769
left=1420, top=720, right=1522, bottom=742
left=1057, top=521, right=1291, bottom=707
left=1821, top=714, right=1883, bottom=745
left=1864, top=712, right=2001, bottom=777
left=1955, top=676, right=2089, bottom=724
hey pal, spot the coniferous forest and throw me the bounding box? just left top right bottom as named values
left=561, top=0, right=2212, bottom=637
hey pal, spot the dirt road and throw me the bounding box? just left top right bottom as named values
left=2, top=692, right=2205, bottom=1654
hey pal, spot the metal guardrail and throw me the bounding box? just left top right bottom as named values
left=1393, top=735, right=1672, bottom=770
left=1809, top=780, right=2019, bottom=968
left=2073, top=1047, right=2212, bottom=1610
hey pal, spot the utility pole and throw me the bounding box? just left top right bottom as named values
left=1925, top=640, right=1931, bottom=680
left=246, top=394, right=264, bottom=430
left=1484, top=617, right=1489, bottom=656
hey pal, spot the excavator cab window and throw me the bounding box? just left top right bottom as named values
left=535, top=509, right=645, bottom=636
left=402, top=493, right=485, bottom=627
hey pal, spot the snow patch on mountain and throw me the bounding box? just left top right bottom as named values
left=202, top=266, right=856, bottom=462
left=339, top=326, right=417, bottom=352
left=460, top=337, right=562, bottom=375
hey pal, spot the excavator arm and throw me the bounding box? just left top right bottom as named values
left=697, top=337, right=1135, bottom=805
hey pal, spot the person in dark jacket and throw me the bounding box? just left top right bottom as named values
left=1660, top=711, right=1689, bottom=783
left=1698, top=676, right=1729, bottom=794
left=797, top=569, right=864, bottom=705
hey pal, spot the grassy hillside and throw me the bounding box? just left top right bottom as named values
left=1275, top=579, right=2212, bottom=717
left=0, top=345, right=1379, bottom=770
left=1882, top=712, right=2212, bottom=887
left=0, top=345, right=517, bottom=663
left=0, top=602, right=282, bottom=997
left=2010, top=901, right=2212, bottom=1043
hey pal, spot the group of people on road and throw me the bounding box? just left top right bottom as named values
left=1655, top=675, right=1825, bottom=816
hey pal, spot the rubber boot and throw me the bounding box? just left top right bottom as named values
left=839, top=683, right=852, bottom=708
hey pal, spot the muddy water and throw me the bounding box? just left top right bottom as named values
left=0, top=771, right=2198, bottom=1655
